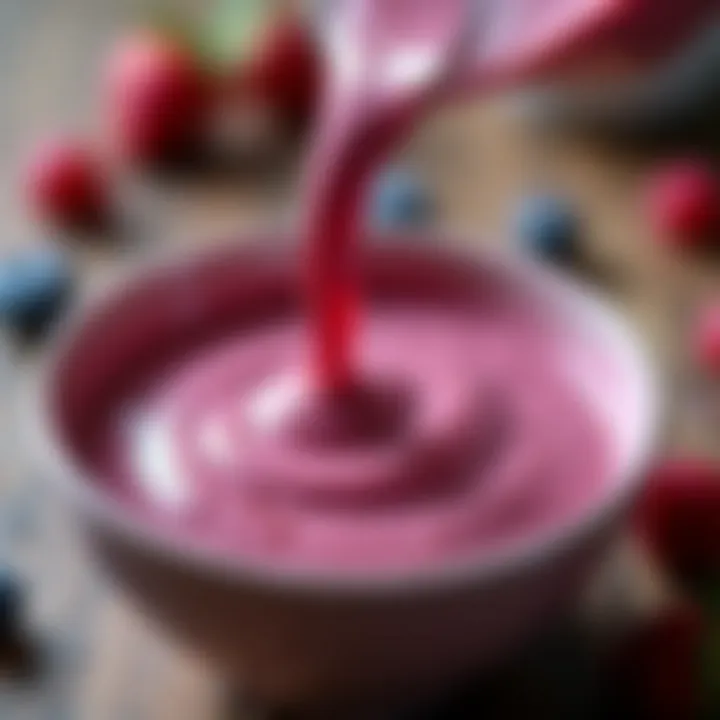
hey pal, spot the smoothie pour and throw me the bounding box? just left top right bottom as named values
left=304, top=0, right=474, bottom=393
left=65, top=0, right=713, bottom=572
left=303, top=0, right=710, bottom=400
left=303, top=0, right=719, bottom=411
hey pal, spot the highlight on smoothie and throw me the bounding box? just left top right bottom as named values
left=3, top=0, right=720, bottom=716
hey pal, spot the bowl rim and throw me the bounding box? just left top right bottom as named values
left=31, top=234, right=663, bottom=597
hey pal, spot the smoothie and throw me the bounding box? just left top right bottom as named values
left=54, top=0, right=706, bottom=576
left=75, top=249, right=611, bottom=572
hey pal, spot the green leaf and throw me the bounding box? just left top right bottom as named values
left=202, top=0, right=272, bottom=69
left=126, top=0, right=203, bottom=58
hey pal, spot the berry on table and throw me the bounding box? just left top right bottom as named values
left=635, top=459, right=720, bottom=584
left=23, top=137, right=108, bottom=229
left=692, top=301, right=720, bottom=375
left=0, top=249, right=73, bottom=338
left=609, top=603, right=703, bottom=719
left=104, top=30, right=210, bottom=165
left=514, top=193, right=579, bottom=261
left=235, top=11, right=321, bottom=129
left=0, top=567, right=25, bottom=644
left=370, top=168, right=434, bottom=231
left=0, top=566, right=35, bottom=678
left=644, top=160, right=720, bottom=246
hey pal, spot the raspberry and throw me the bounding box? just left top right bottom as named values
left=238, top=14, right=321, bottom=128
left=635, top=459, right=720, bottom=583
left=645, top=161, right=720, bottom=246
left=693, top=302, right=720, bottom=375
left=23, top=137, right=108, bottom=228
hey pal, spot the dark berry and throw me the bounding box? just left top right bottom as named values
left=515, top=193, right=579, bottom=261
left=635, top=459, right=720, bottom=584
left=610, top=604, right=703, bottom=719
left=0, top=249, right=73, bottom=338
left=370, top=168, right=434, bottom=231
left=0, top=567, right=25, bottom=642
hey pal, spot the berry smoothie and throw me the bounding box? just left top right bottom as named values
left=53, top=0, right=707, bottom=577
left=73, top=245, right=612, bottom=573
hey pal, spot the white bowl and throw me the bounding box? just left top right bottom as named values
left=35, top=237, right=660, bottom=705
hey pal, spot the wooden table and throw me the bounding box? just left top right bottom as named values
left=1, top=2, right=719, bottom=718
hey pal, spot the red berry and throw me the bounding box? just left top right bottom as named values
left=23, top=137, right=108, bottom=228
left=635, top=459, right=720, bottom=581
left=104, top=31, right=210, bottom=165
left=645, top=161, right=720, bottom=246
left=693, top=302, right=720, bottom=375
left=610, top=604, right=703, bottom=719
left=239, top=14, right=321, bottom=127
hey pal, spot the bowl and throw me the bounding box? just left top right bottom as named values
left=34, top=236, right=660, bottom=706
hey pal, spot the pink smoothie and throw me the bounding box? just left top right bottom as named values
left=65, top=246, right=611, bottom=574
left=57, top=1, right=709, bottom=576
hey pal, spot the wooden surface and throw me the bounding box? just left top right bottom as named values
left=1, top=2, right=719, bottom=718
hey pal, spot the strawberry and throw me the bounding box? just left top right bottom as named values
left=635, top=459, right=720, bottom=583
left=104, top=30, right=210, bottom=165
left=22, top=136, right=108, bottom=228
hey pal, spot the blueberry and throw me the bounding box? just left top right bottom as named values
left=0, top=567, right=24, bottom=640
left=370, top=168, right=434, bottom=231
left=0, top=249, right=73, bottom=337
left=515, top=194, right=579, bottom=261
